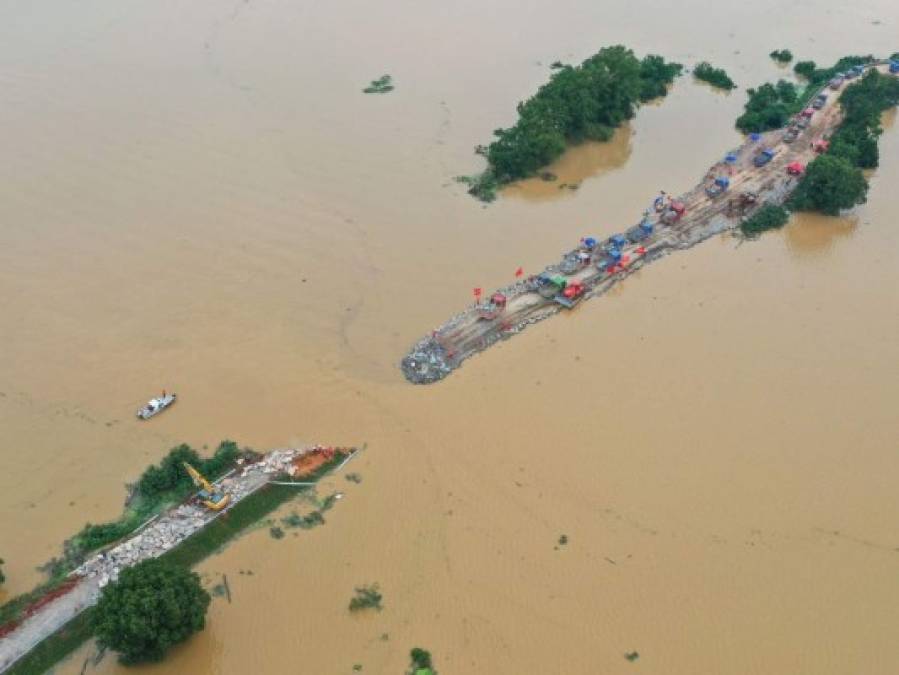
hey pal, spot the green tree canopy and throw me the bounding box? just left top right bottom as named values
left=789, top=155, right=868, bottom=216
left=735, top=80, right=799, bottom=133
left=93, top=559, right=210, bottom=664
left=693, top=62, right=736, bottom=90
left=0, top=557, right=5, bottom=584
left=483, top=46, right=681, bottom=182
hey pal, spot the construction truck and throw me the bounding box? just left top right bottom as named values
left=554, top=280, right=586, bottom=308
left=476, top=293, right=507, bottom=320
left=660, top=201, right=686, bottom=225
left=183, top=462, right=231, bottom=511
left=535, top=273, right=567, bottom=299
left=753, top=148, right=775, bottom=167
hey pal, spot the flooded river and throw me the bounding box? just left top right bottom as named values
left=2, top=0, right=898, bottom=673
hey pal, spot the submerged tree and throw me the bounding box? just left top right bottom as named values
left=789, top=155, right=868, bottom=216
left=93, top=559, right=210, bottom=664
left=481, top=46, right=681, bottom=185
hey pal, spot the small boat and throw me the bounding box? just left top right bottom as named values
left=137, top=392, right=177, bottom=420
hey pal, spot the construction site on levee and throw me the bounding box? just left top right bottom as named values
left=402, top=61, right=897, bottom=385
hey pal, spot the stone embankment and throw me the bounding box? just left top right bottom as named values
left=0, top=446, right=342, bottom=673
left=402, top=63, right=893, bottom=384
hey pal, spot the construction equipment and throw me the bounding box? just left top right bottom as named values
left=183, top=462, right=231, bottom=511
left=626, top=220, right=653, bottom=242
left=727, top=191, right=758, bottom=217
left=554, top=280, right=586, bottom=308
left=559, top=250, right=591, bottom=274
left=536, top=273, right=567, bottom=299
left=660, top=201, right=686, bottom=225
left=753, top=148, right=775, bottom=167
left=476, top=293, right=507, bottom=320
left=705, top=176, right=730, bottom=198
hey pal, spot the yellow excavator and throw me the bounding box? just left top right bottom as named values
left=182, top=462, right=231, bottom=511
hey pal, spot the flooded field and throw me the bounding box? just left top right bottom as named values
left=1, top=0, right=898, bottom=673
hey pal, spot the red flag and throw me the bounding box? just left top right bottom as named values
left=514, top=267, right=523, bottom=278
left=473, top=287, right=482, bottom=298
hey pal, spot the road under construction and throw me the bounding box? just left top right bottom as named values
left=401, top=62, right=895, bottom=384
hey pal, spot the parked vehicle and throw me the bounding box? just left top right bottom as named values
left=753, top=148, right=776, bottom=167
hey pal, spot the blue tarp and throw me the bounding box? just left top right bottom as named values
left=583, top=237, right=598, bottom=248
left=715, top=176, right=730, bottom=188
left=749, top=133, right=761, bottom=142
left=610, top=234, right=627, bottom=247
left=608, top=247, right=622, bottom=261
left=890, top=61, right=899, bottom=73
left=640, top=221, right=654, bottom=233
left=725, top=153, right=738, bottom=163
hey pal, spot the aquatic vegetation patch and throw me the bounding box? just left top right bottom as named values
left=348, top=583, right=383, bottom=612
left=363, top=75, right=394, bottom=94
left=408, top=647, right=436, bottom=674
left=769, top=49, right=793, bottom=63
left=739, top=204, right=790, bottom=237
left=693, top=62, right=736, bottom=90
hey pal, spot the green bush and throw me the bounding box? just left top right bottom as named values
left=348, top=584, right=383, bottom=612
left=789, top=155, right=868, bottom=215
left=409, top=647, right=435, bottom=674
left=93, top=559, right=210, bottom=664
left=739, top=204, right=790, bottom=237
left=829, top=71, right=899, bottom=169
left=481, top=46, right=681, bottom=184
left=693, top=62, right=736, bottom=90
left=363, top=75, right=393, bottom=94
left=793, top=60, right=816, bottom=79
left=769, top=49, right=793, bottom=63
left=791, top=55, right=874, bottom=87
left=67, top=441, right=244, bottom=558
left=735, top=80, right=799, bottom=132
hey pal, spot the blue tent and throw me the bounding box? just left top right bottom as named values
left=639, top=220, right=654, bottom=234
left=610, top=234, right=627, bottom=248
left=608, top=247, right=622, bottom=261
left=890, top=61, right=899, bottom=74
left=715, top=176, right=730, bottom=188
left=725, top=153, right=738, bottom=163
left=583, top=237, right=598, bottom=248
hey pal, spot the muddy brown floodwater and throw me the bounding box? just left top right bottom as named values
left=2, top=1, right=899, bottom=673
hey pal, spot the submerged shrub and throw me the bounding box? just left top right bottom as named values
left=769, top=49, right=793, bottom=63
left=739, top=204, right=790, bottom=237
left=693, top=62, right=736, bottom=90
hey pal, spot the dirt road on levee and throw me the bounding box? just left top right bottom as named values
left=401, top=64, right=891, bottom=385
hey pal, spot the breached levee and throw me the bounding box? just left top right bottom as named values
left=402, top=63, right=890, bottom=384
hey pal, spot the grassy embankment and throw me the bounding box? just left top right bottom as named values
left=3, top=448, right=350, bottom=675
